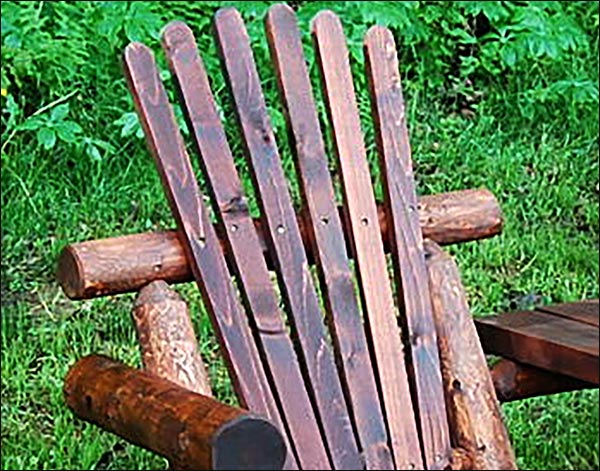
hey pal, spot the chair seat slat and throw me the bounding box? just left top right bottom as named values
left=312, top=11, right=422, bottom=470
left=265, top=5, right=393, bottom=470
left=122, top=43, right=295, bottom=468
left=214, top=8, right=361, bottom=470
left=365, top=26, right=452, bottom=469
left=161, top=21, right=329, bottom=470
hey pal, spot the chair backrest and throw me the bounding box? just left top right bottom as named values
left=122, top=5, right=504, bottom=470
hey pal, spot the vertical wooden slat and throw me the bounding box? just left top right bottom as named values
left=312, top=11, right=423, bottom=470
left=365, top=26, right=452, bottom=469
left=265, top=5, right=393, bottom=470
left=161, top=21, right=329, bottom=470
left=122, top=43, right=294, bottom=469
left=214, top=7, right=361, bottom=470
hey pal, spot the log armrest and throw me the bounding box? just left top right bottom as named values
left=64, top=355, right=287, bottom=470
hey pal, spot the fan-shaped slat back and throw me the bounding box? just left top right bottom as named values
left=160, top=21, right=329, bottom=470
left=265, top=5, right=394, bottom=470
left=365, top=26, right=452, bottom=469
left=213, top=8, right=361, bottom=470
left=311, top=11, right=423, bottom=470
left=121, top=42, right=297, bottom=468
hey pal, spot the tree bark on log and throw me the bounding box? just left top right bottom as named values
left=491, top=358, right=594, bottom=403
left=133, top=280, right=211, bottom=396
left=64, top=355, right=287, bottom=470
left=425, top=240, right=517, bottom=470
left=57, top=188, right=502, bottom=300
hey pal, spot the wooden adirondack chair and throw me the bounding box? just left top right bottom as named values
left=59, top=4, right=598, bottom=470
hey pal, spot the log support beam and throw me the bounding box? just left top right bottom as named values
left=57, top=188, right=502, bottom=300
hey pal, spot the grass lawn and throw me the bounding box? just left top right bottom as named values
left=1, top=1, right=598, bottom=470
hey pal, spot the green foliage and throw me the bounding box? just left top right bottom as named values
left=1, top=1, right=598, bottom=470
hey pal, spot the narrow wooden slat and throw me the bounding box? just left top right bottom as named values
left=265, top=5, right=393, bottom=469
left=537, top=300, right=599, bottom=327
left=312, top=11, right=422, bottom=470
left=214, top=8, right=360, bottom=470
left=161, top=21, right=328, bottom=470
left=122, top=43, right=294, bottom=468
left=365, top=26, right=451, bottom=469
left=476, top=310, right=599, bottom=384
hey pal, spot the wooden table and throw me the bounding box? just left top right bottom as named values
left=476, top=300, right=599, bottom=385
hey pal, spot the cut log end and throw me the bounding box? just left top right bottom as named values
left=56, top=245, right=85, bottom=300
left=212, top=416, right=288, bottom=470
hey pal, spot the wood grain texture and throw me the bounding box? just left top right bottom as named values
left=365, top=25, right=451, bottom=469
left=56, top=188, right=502, bottom=300
left=161, top=20, right=328, bottom=470
left=214, top=8, right=360, bottom=469
left=133, top=280, right=212, bottom=396
left=425, top=240, right=516, bottom=470
left=491, top=358, right=595, bottom=403
left=265, top=5, right=392, bottom=469
left=537, top=300, right=599, bottom=327
left=476, top=309, right=599, bottom=384
left=122, top=43, right=292, bottom=468
left=64, top=355, right=287, bottom=471
left=312, top=10, right=422, bottom=470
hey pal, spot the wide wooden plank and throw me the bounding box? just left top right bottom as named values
left=161, top=21, right=328, bottom=470
left=122, top=42, right=293, bottom=467
left=476, top=310, right=599, bottom=384
left=537, top=300, right=599, bottom=327
left=365, top=26, right=451, bottom=469
left=265, top=5, right=393, bottom=470
left=213, top=8, right=360, bottom=470
left=312, top=11, right=422, bottom=470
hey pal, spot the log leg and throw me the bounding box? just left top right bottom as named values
left=425, top=240, right=517, bottom=470
left=132, top=280, right=211, bottom=396
left=64, top=355, right=286, bottom=470
left=491, top=359, right=595, bottom=403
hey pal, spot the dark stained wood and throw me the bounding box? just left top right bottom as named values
left=161, top=20, right=329, bottom=470
left=491, top=358, right=595, bottom=403
left=312, top=10, right=421, bottom=470
left=476, top=309, right=599, bottom=384
left=133, top=280, right=212, bottom=396
left=425, top=240, right=516, bottom=470
left=56, top=188, right=502, bottom=300
left=365, top=25, right=451, bottom=469
left=265, top=5, right=393, bottom=469
left=64, top=355, right=287, bottom=471
left=537, top=300, right=599, bottom=327
left=121, top=42, right=295, bottom=468
left=214, top=8, right=360, bottom=469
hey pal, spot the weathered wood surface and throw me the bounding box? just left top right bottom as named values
left=64, top=355, right=287, bottom=471
left=491, top=358, right=595, bottom=403
left=426, top=240, right=517, bottom=470
left=215, top=8, right=359, bottom=468
left=537, top=299, right=599, bottom=327
left=313, top=10, right=421, bottom=470
left=365, top=25, right=451, bottom=469
left=133, top=280, right=211, bottom=396
left=162, top=20, right=329, bottom=469
left=476, top=308, right=599, bottom=384
left=122, top=42, right=296, bottom=469
left=266, top=5, right=392, bottom=469
left=57, top=188, right=501, bottom=300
